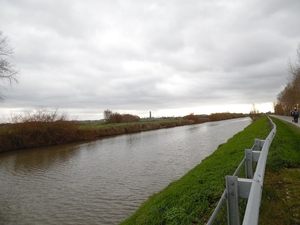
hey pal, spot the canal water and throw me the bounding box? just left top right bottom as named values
left=0, top=118, right=251, bottom=225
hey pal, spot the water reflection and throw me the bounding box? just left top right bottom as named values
left=0, top=118, right=251, bottom=225
left=0, top=143, right=82, bottom=175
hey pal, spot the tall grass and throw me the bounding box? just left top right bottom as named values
left=0, top=121, right=78, bottom=152
left=0, top=109, right=79, bottom=152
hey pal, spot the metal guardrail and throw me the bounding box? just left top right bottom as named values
left=207, top=116, right=277, bottom=225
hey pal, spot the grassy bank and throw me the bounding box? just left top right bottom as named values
left=259, top=117, right=300, bottom=224
left=120, top=116, right=271, bottom=225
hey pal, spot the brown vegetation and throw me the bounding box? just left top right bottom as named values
left=249, top=104, right=262, bottom=121
left=183, top=113, right=209, bottom=123
left=0, top=121, right=78, bottom=152
left=104, top=110, right=140, bottom=123
left=275, top=44, right=300, bottom=115
left=0, top=109, right=79, bottom=152
left=0, top=110, right=246, bottom=153
left=208, top=112, right=245, bottom=121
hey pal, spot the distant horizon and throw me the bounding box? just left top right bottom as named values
left=0, top=102, right=274, bottom=122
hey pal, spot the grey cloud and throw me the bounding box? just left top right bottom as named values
left=1, top=0, right=300, bottom=119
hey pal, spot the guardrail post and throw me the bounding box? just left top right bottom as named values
left=253, top=138, right=264, bottom=150
left=207, top=117, right=276, bottom=224
left=226, top=175, right=240, bottom=225
left=245, top=149, right=253, bottom=179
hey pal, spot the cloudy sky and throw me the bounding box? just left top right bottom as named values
left=1, top=0, right=300, bottom=120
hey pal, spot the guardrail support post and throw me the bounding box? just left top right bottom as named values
left=253, top=138, right=264, bottom=150
left=245, top=149, right=253, bottom=179
left=226, top=175, right=240, bottom=225
left=207, top=117, right=276, bottom=225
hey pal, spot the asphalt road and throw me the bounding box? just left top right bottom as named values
left=269, top=114, right=300, bottom=127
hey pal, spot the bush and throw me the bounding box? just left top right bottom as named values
left=107, top=112, right=140, bottom=123
left=10, top=108, right=67, bottom=123
left=208, top=112, right=245, bottom=121
left=249, top=104, right=261, bottom=121
left=0, top=108, right=79, bottom=152
left=183, top=113, right=201, bottom=123
left=122, top=114, right=140, bottom=122
left=108, top=113, right=124, bottom=123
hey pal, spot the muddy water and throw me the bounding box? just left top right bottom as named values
left=0, top=118, right=251, bottom=225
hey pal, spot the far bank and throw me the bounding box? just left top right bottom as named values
left=0, top=112, right=245, bottom=153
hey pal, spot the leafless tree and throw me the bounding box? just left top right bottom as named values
left=287, top=44, right=300, bottom=80
left=0, top=31, right=18, bottom=100
left=103, top=109, right=112, bottom=121
left=276, top=44, right=300, bottom=114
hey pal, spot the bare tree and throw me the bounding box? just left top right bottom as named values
left=287, top=43, right=300, bottom=80
left=276, top=44, right=300, bottom=114
left=0, top=31, right=18, bottom=100
left=103, top=109, right=112, bottom=121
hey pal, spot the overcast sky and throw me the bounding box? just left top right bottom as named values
left=1, top=0, right=300, bottom=120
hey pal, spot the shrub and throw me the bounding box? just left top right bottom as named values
left=108, top=113, right=124, bottom=123
left=208, top=112, right=245, bottom=121
left=10, top=108, right=67, bottom=123
left=122, top=114, right=140, bottom=122
left=183, top=113, right=201, bottom=123
left=0, top=108, right=79, bottom=152
left=107, top=112, right=140, bottom=123
left=249, top=104, right=261, bottom=121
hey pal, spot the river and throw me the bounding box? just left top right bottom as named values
left=0, top=117, right=251, bottom=225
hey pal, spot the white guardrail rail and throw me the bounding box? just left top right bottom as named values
left=206, top=116, right=276, bottom=225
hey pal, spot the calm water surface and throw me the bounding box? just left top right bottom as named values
left=0, top=118, right=251, bottom=225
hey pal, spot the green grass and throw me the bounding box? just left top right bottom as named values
left=265, top=117, right=300, bottom=171
left=259, top=117, right=300, bottom=225
left=120, top=116, right=271, bottom=225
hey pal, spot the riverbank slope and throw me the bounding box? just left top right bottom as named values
left=120, top=116, right=300, bottom=224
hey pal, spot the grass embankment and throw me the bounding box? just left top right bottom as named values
left=259, top=117, right=300, bottom=225
left=121, top=116, right=271, bottom=225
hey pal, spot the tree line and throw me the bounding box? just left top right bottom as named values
left=275, top=44, right=300, bottom=115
